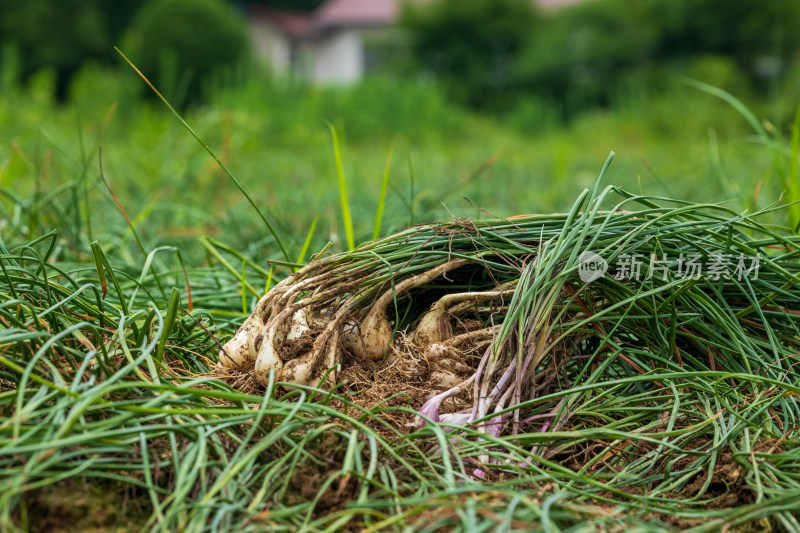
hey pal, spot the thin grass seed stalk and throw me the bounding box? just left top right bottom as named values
left=219, top=181, right=800, bottom=452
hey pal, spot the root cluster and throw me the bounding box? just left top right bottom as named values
left=216, top=197, right=800, bottom=443
left=217, top=249, right=527, bottom=422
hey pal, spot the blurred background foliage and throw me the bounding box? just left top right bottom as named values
left=122, top=0, right=249, bottom=104
left=0, top=0, right=249, bottom=104
left=1, top=0, right=800, bottom=263
left=0, top=0, right=141, bottom=98
left=402, top=0, right=538, bottom=109
left=2, top=0, right=799, bottom=112
left=403, top=0, right=800, bottom=117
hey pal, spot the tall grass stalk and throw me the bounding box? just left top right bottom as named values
left=328, top=123, right=355, bottom=250
left=116, top=48, right=291, bottom=262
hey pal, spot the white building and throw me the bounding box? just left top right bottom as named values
left=250, top=0, right=406, bottom=84
left=249, top=0, right=586, bottom=85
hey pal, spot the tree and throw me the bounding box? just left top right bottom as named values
left=124, top=0, right=249, bottom=105
left=402, top=0, right=538, bottom=109
left=0, top=0, right=142, bottom=98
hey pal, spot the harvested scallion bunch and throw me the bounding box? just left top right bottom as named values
left=220, top=177, right=800, bottom=461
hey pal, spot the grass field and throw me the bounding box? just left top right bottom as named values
left=4, top=65, right=796, bottom=260
left=2, top=65, right=800, bottom=531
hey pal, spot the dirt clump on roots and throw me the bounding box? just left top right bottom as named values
left=279, top=328, right=320, bottom=360
left=211, top=318, right=489, bottom=432
left=336, top=332, right=481, bottom=431
left=210, top=362, right=262, bottom=396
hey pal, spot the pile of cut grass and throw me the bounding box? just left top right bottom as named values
left=3, top=162, right=800, bottom=530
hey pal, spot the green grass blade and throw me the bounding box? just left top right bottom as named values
left=241, top=259, right=248, bottom=314
left=685, top=78, right=770, bottom=142
left=296, top=217, right=318, bottom=266
left=408, top=155, right=415, bottom=226
left=373, top=148, right=394, bottom=240
left=115, top=47, right=290, bottom=263
left=155, top=287, right=180, bottom=363
left=200, top=236, right=259, bottom=297
left=90, top=241, right=108, bottom=300
left=328, top=123, right=355, bottom=250
left=789, top=103, right=800, bottom=231
left=264, top=264, right=274, bottom=294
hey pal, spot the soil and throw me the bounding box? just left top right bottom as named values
left=12, top=479, right=151, bottom=532
left=453, top=318, right=485, bottom=335
left=334, top=333, right=478, bottom=432
left=269, top=432, right=364, bottom=532
left=592, top=438, right=789, bottom=530
left=278, top=328, right=319, bottom=360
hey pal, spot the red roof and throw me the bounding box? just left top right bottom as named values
left=252, top=0, right=586, bottom=35
left=314, top=0, right=403, bottom=28
left=249, top=7, right=313, bottom=37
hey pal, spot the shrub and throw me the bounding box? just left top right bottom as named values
left=652, top=0, right=800, bottom=69
left=514, top=1, right=659, bottom=116
left=0, top=0, right=141, bottom=99
left=0, top=0, right=105, bottom=98
left=513, top=0, right=800, bottom=117
left=401, top=0, right=538, bottom=110
left=407, top=0, right=800, bottom=117
left=124, top=0, right=249, bottom=105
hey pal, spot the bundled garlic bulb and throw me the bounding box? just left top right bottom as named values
left=280, top=354, right=315, bottom=386
left=430, top=370, right=463, bottom=389
left=341, top=317, right=365, bottom=359
left=412, top=301, right=452, bottom=347
left=345, top=259, right=470, bottom=360
left=279, top=317, right=341, bottom=389
left=218, top=294, right=272, bottom=369
left=253, top=308, right=310, bottom=385
left=356, top=306, right=396, bottom=361
left=286, top=308, right=310, bottom=341
left=253, top=320, right=284, bottom=385
left=412, top=289, right=514, bottom=348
